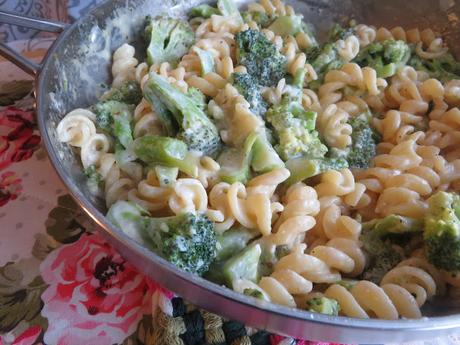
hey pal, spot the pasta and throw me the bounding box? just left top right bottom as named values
left=56, top=0, right=460, bottom=320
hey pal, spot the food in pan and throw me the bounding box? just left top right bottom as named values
left=56, top=0, right=460, bottom=319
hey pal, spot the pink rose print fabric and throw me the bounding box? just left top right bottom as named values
left=0, top=107, right=40, bottom=170
left=0, top=326, right=43, bottom=345
left=40, top=233, right=157, bottom=345
left=0, top=171, right=22, bottom=207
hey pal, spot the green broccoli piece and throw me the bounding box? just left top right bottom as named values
left=310, top=43, right=343, bottom=80
left=243, top=288, right=265, bottom=299
left=144, top=73, right=222, bottom=156
left=232, top=73, right=268, bottom=117
left=142, top=212, right=217, bottom=275
left=222, top=244, right=262, bottom=286
left=218, top=131, right=258, bottom=184
left=154, top=166, right=179, bottom=187
left=268, top=15, right=303, bottom=36
left=354, top=40, right=411, bottom=78
left=93, top=100, right=133, bottom=148
left=84, top=165, right=102, bottom=185
left=217, top=0, right=243, bottom=22
left=186, top=87, right=207, bottom=111
left=408, top=53, right=460, bottom=82
left=306, top=297, right=340, bottom=316
left=345, top=113, right=380, bottom=169
left=266, top=100, right=327, bottom=161
left=145, top=17, right=195, bottom=66
left=361, top=215, right=423, bottom=283
left=241, top=11, right=272, bottom=28
left=190, top=4, right=220, bottom=18
left=193, top=47, right=215, bottom=76
left=327, top=23, right=355, bottom=41
left=235, top=29, right=287, bottom=86
left=251, top=131, right=285, bottom=173
left=284, top=155, right=348, bottom=186
left=102, top=80, right=143, bottom=105
left=107, top=200, right=149, bottom=243
left=133, top=135, right=198, bottom=177
left=424, top=191, right=460, bottom=272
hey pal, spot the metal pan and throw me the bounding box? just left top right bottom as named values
left=1, top=0, right=460, bottom=342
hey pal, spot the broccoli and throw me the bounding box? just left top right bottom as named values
left=144, top=73, right=222, bottom=156
left=218, top=130, right=284, bottom=183
left=306, top=297, right=340, bottom=316
left=268, top=15, right=303, bottom=36
left=354, top=40, right=411, bottom=78
left=217, top=0, right=243, bottom=22
left=84, top=165, right=102, bottom=186
left=154, top=165, right=179, bottom=187
left=310, top=43, right=343, bottom=83
left=424, top=191, right=460, bottom=272
left=222, top=244, right=262, bottom=286
left=408, top=53, right=460, bottom=82
left=190, top=4, right=220, bottom=18
left=345, top=113, right=380, bottom=169
left=251, top=131, right=285, bottom=173
left=232, top=73, right=268, bottom=117
left=141, top=212, right=217, bottom=275
left=145, top=17, right=195, bottom=66
left=107, top=200, right=149, bottom=243
left=108, top=201, right=217, bottom=275
left=360, top=215, right=423, bottom=283
left=102, top=80, right=143, bottom=105
left=241, top=11, right=272, bottom=28
left=193, top=47, right=215, bottom=76
left=218, top=131, right=258, bottom=184
left=186, top=87, right=207, bottom=111
left=243, top=288, right=265, bottom=299
left=284, top=155, right=348, bottom=186
left=266, top=100, right=327, bottom=161
left=235, top=29, right=287, bottom=86
left=205, top=226, right=258, bottom=285
left=328, top=23, right=355, bottom=41
left=133, top=135, right=199, bottom=177
left=93, top=100, right=133, bottom=148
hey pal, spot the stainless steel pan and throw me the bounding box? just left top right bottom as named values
left=1, top=0, right=460, bottom=342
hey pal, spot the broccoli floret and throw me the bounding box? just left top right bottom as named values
left=345, top=113, right=380, bottom=169
left=217, top=0, right=243, bottom=22
left=144, top=73, right=222, bottom=156
left=133, top=135, right=199, bottom=177
left=84, top=165, right=102, bottom=185
left=241, top=11, right=272, bottom=27
left=235, top=29, right=287, bottom=86
left=243, top=288, right=265, bottom=299
left=218, top=131, right=258, bottom=184
left=190, top=4, right=220, bottom=18
left=361, top=215, right=423, bottom=283
left=409, top=53, right=460, bottom=82
left=232, top=73, right=268, bottom=117
left=142, top=212, right=217, bottom=275
left=309, top=43, right=344, bottom=85
left=306, top=297, right=340, bottom=316
left=328, top=23, right=355, bottom=41
left=102, top=80, right=142, bottom=105
left=186, top=87, right=207, bottom=111
left=193, top=47, right=215, bottom=76
left=268, top=15, right=303, bottom=36
left=266, top=100, right=327, bottom=161
left=108, top=201, right=217, bottom=275
left=424, top=191, right=460, bottom=272
left=145, top=17, right=195, bottom=66
left=93, top=100, right=133, bottom=148
left=354, top=40, right=411, bottom=78
left=285, top=155, right=348, bottom=186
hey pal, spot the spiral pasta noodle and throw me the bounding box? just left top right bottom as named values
left=112, top=43, right=138, bottom=87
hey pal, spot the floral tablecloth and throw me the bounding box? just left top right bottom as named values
left=2, top=40, right=460, bottom=345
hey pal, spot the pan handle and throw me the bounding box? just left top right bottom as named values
left=0, top=11, right=68, bottom=76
